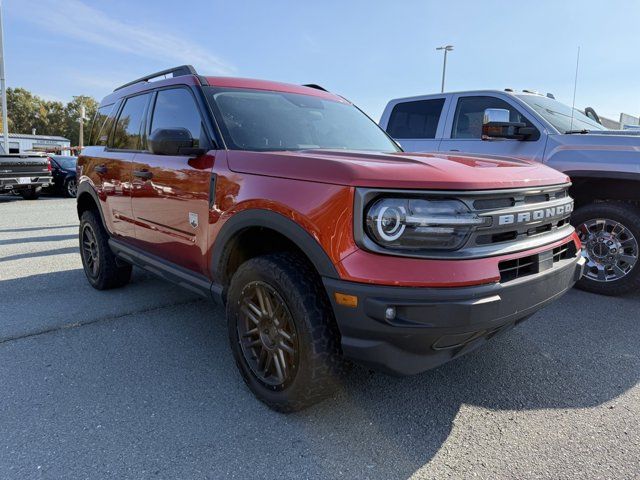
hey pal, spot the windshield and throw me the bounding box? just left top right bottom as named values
left=52, top=156, right=77, bottom=169
left=207, top=88, right=400, bottom=152
left=516, top=94, right=606, bottom=132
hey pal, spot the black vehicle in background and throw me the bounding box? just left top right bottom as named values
left=46, top=155, right=77, bottom=197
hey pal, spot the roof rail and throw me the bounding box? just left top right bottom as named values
left=114, top=65, right=198, bottom=92
left=303, top=84, right=328, bottom=92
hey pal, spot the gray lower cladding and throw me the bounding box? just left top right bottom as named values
left=322, top=249, right=585, bottom=376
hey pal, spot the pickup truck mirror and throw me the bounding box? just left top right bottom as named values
left=481, top=108, right=534, bottom=141
left=148, top=128, right=205, bottom=156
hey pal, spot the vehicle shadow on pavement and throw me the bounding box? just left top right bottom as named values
left=0, top=270, right=638, bottom=479
left=0, top=233, right=77, bottom=246
left=0, top=224, right=77, bottom=234
left=0, top=246, right=78, bottom=263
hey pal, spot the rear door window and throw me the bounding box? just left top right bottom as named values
left=452, top=96, right=533, bottom=139
left=109, top=94, right=151, bottom=150
left=386, top=99, right=445, bottom=139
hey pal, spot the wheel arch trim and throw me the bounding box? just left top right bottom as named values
left=210, top=209, right=340, bottom=285
left=76, top=182, right=107, bottom=229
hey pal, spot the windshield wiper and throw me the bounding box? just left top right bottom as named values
left=565, top=129, right=590, bottom=134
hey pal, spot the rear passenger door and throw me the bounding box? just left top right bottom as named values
left=438, top=94, right=547, bottom=162
left=382, top=97, right=448, bottom=152
left=130, top=86, right=215, bottom=276
left=89, top=93, right=150, bottom=239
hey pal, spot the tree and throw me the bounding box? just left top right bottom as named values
left=5, top=87, right=98, bottom=145
left=64, top=95, right=98, bottom=146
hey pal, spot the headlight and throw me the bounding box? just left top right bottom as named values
left=365, top=198, right=486, bottom=251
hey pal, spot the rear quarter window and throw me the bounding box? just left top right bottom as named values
left=386, top=99, right=445, bottom=139
left=89, top=103, right=117, bottom=146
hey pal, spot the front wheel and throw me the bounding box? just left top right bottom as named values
left=226, top=253, right=344, bottom=412
left=572, top=202, right=640, bottom=296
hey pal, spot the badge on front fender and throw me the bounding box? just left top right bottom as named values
left=189, top=212, right=199, bottom=228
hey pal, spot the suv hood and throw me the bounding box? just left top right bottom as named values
left=227, top=150, right=568, bottom=190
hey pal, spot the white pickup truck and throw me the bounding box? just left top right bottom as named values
left=380, top=89, right=640, bottom=296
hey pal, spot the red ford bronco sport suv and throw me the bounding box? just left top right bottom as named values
left=77, top=65, right=585, bottom=411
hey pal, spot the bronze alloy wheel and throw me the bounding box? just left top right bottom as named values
left=81, top=223, right=100, bottom=278
left=237, top=281, right=299, bottom=389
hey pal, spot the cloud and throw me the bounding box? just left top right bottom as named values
left=11, top=0, right=235, bottom=75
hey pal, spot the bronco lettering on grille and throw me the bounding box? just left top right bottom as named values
left=498, top=202, right=574, bottom=226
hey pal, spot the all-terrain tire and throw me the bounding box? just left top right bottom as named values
left=79, top=210, right=132, bottom=290
left=226, top=253, right=345, bottom=412
left=572, top=202, right=640, bottom=296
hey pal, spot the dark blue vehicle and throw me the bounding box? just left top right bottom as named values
left=46, top=155, right=77, bottom=197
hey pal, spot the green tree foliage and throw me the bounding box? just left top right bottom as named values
left=6, top=88, right=98, bottom=145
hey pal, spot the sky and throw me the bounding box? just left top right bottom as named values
left=4, top=0, right=639, bottom=122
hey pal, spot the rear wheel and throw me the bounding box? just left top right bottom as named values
left=65, top=178, right=77, bottom=198
left=572, top=202, right=640, bottom=296
left=226, top=253, right=344, bottom=412
left=20, top=187, right=41, bottom=200
left=79, top=210, right=132, bottom=290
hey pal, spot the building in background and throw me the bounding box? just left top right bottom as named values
left=6, top=132, right=71, bottom=155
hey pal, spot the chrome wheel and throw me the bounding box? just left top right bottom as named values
left=81, top=224, right=99, bottom=278
left=577, top=218, right=638, bottom=282
left=237, top=281, right=298, bottom=389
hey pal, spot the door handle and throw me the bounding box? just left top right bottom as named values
left=449, top=149, right=460, bottom=152
left=94, top=165, right=107, bottom=174
left=133, top=170, right=153, bottom=180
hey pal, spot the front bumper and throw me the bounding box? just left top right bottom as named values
left=323, top=248, right=585, bottom=375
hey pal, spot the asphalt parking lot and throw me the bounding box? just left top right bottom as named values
left=0, top=196, right=638, bottom=480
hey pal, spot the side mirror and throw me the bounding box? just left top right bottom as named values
left=482, top=108, right=534, bottom=141
left=148, top=128, right=205, bottom=156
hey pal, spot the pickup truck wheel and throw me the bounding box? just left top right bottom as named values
left=65, top=178, right=77, bottom=198
left=226, top=253, right=344, bottom=412
left=572, top=202, right=640, bottom=296
left=79, top=210, right=132, bottom=290
left=20, top=187, right=41, bottom=200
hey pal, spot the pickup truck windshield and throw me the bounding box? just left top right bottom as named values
left=207, top=88, right=400, bottom=152
left=516, top=94, right=606, bottom=133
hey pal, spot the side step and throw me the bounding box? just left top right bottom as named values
left=108, top=238, right=223, bottom=303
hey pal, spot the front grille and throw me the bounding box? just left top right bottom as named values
left=464, top=184, right=574, bottom=251
left=499, top=242, right=577, bottom=282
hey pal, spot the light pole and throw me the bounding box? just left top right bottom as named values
left=78, top=105, right=87, bottom=150
left=436, top=45, right=454, bottom=93
left=0, top=0, right=8, bottom=154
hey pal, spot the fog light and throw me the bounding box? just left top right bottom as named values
left=385, top=306, right=396, bottom=321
